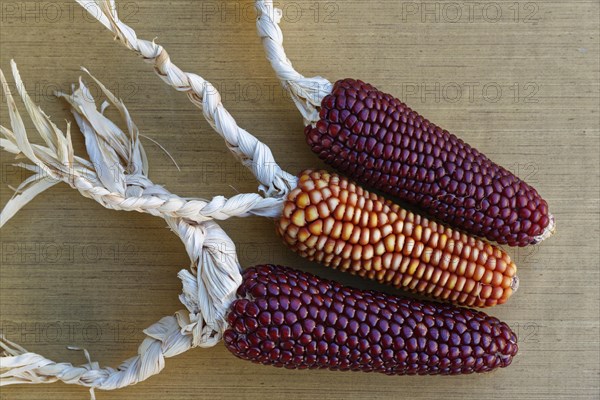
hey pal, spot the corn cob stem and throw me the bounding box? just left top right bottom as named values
left=254, top=0, right=332, bottom=125
left=226, top=265, right=518, bottom=375
left=277, top=171, right=519, bottom=308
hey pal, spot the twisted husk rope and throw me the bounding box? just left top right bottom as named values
left=0, top=62, right=241, bottom=396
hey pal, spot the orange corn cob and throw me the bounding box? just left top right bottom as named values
left=276, top=170, right=518, bottom=307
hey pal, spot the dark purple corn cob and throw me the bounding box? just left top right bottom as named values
left=305, top=79, right=554, bottom=247
left=224, top=265, right=518, bottom=375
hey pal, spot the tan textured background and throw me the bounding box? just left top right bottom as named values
left=1, top=1, right=599, bottom=399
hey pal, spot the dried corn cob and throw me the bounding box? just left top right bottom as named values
left=225, top=265, right=518, bottom=375
left=277, top=170, right=518, bottom=308
left=305, top=79, right=554, bottom=247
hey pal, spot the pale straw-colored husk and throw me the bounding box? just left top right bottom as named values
left=254, top=0, right=332, bottom=125
left=0, top=61, right=243, bottom=397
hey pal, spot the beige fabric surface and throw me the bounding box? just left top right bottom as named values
left=1, top=1, right=598, bottom=399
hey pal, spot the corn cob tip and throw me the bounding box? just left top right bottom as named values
left=511, top=276, right=519, bottom=292
left=532, top=214, right=556, bottom=245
